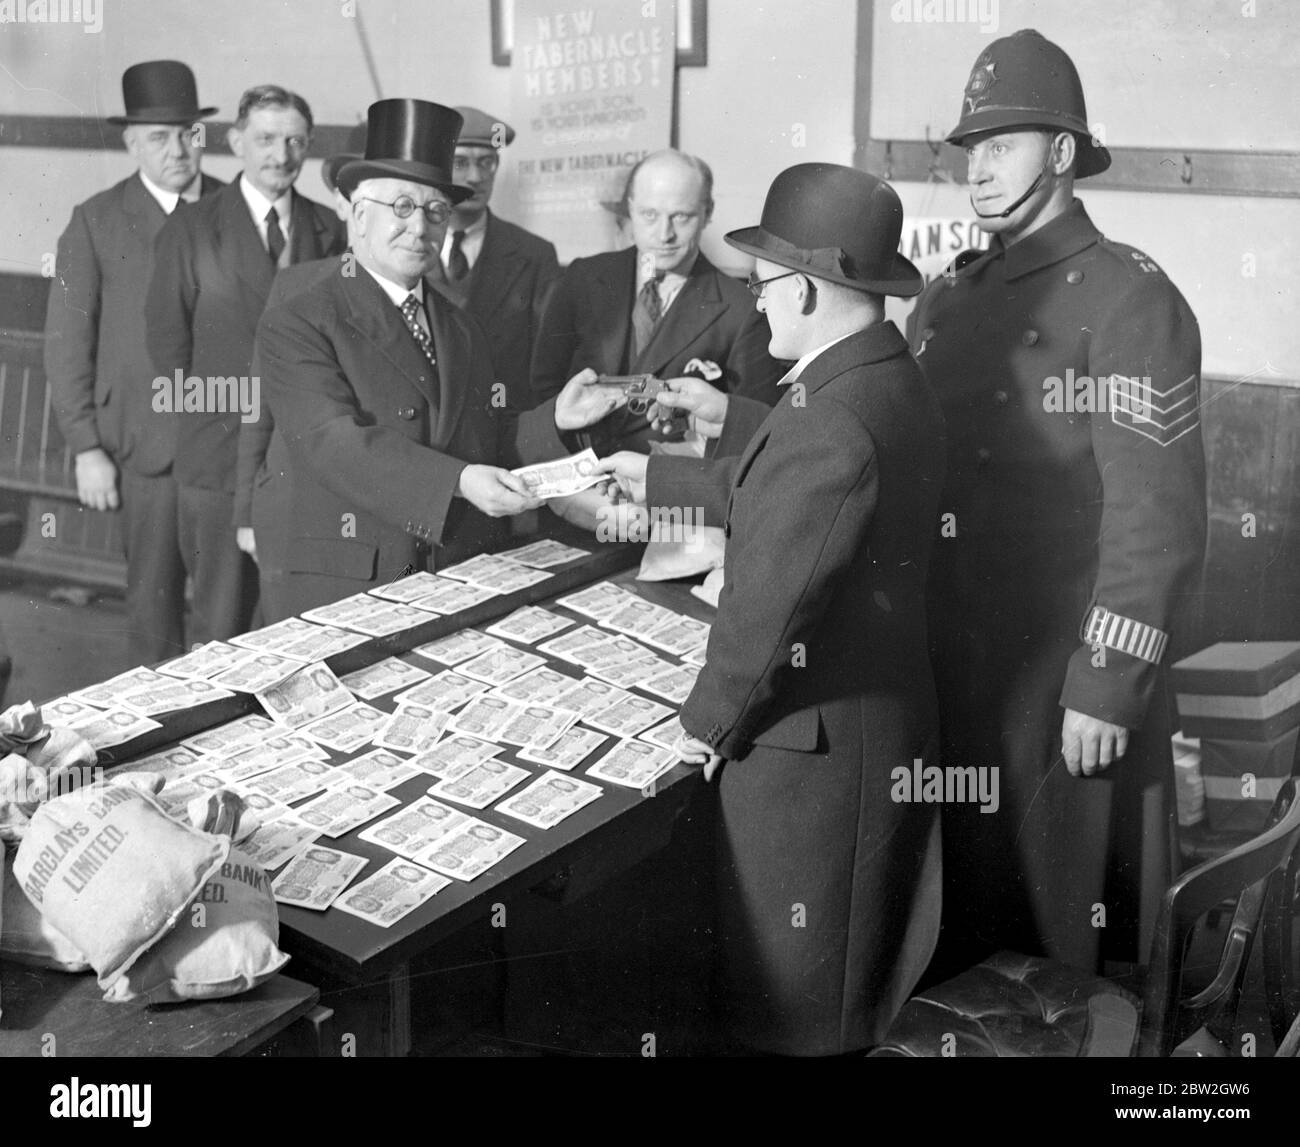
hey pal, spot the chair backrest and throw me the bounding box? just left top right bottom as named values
left=1139, top=779, right=1300, bottom=1057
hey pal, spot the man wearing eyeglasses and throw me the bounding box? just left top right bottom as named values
left=253, top=100, right=623, bottom=616
left=146, top=84, right=345, bottom=642
left=531, top=149, right=784, bottom=454
left=433, top=107, right=559, bottom=410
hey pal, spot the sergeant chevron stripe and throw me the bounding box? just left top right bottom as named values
left=1108, top=373, right=1200, bottom=446
left=1084, top=605, right=1170, bottom=664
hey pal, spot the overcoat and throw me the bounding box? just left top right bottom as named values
left=436, top=210, right=559, bottom=407
left=646, top=322, right=946, bottom=1055
left=907, top=199, right=1207, bottom=970
left=253, top=265, right=566, bottom=616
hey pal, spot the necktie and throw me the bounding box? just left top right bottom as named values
left=400, top=294, right=437, bottom=368
left=447, top=230, right=469, bottom=281
left=632, top=276, right=663, bottom=355
left=265, top=206, right=285, bottom=266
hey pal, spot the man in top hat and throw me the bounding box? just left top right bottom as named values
left=253, top=99, right=628, bottom=615
left=598, top=164, right=946, bottom=1056
left=146, top=84, right=346, bottom=644
left=531, top=149, right=785, bottom=454
left=433, top=106, right=559, bottom=408
left=907, top=29, right=1206, bottom=974
left=45, top=60, right=224, bottom=663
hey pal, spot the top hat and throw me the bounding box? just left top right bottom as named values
left=107, top=60, right=216, bottom=126
left=335, top=99, right=473, bottom=202
left=321, top=123, right=369, bottom=196
left=946, top=29, right=1111, bottom=178
left=454, top=106, right=516, bottom=149
left=725, top=163, right=922, bottom=297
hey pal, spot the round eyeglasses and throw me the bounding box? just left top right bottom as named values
left=358, top=195, right=453, bottom=225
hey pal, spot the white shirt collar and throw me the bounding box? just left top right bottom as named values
left=777, top=331, right=857, bottom=387
left=239, top=175, right=293, bottom=231
left=441, top=210, right=488, bottom=266
left=138, top=170, right=200, bottom=214
left=362, top=264, right=425, bottom=308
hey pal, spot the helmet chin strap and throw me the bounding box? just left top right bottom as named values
left=971, top=152, right=1055, bottom=219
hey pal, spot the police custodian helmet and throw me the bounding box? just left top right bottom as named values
left=946, top=28, right=1112, bottom=178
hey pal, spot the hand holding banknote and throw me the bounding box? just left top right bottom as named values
left=457, top=465, right=542, bottom=516
left=593, top=451, right=649, bottom=505
left=510, top=449, right=605, bottom=500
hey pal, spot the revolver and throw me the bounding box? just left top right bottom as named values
left=593, top=373, right=672, bottom=416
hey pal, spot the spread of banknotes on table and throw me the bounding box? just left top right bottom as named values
left=37, top=540, right=710, bottom=931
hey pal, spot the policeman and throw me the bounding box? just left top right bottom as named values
left=909, top=29, right=1207, bottom=973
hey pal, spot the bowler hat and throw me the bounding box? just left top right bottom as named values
left=321, top=123, right=369, bottom=196
left=946, top=29, right=1111, bottom=178
left=107, top=60, right=216, bottom=126
left=335, top=99, right=473, bottom=202
left=454, top=106, right=516, bottom=148
left=725, top=163, right=922, bottom=297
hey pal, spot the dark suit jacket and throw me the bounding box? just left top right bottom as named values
left=45, top=171, right=224, bottom=476
left=254, top=264, right=567, bottom=614
left=145, top=180, right=345, bottom=492
left=646, top=323, right=946, bottom=1054
left=438, top=211, right=559, bottom=407
left=530, top=247, right=785, bottom=448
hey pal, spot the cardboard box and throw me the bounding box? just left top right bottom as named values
left=1199, top=727, right=1300, bottom=832
left=1171, top=641, right=1300, bottom=741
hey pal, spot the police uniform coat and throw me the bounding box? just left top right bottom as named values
left=531, top=247, right=785, bottom=450
left=907, top=199, right=1207, bottom=970
left=437, top=210, right=559, bottom=406
left=253, top=264, right=567, bottom=616
left=646, top=322, right=946, bottom=1055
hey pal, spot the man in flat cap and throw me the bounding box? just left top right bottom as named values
left=599, top=164, right=945, bottom=1056
left=438, top=107, right=560, bottom=408
left=532, top=149, right=785, bottom=454
left=908, top=30, right=1206, bottom=975
left=146, top=83, right=345, bottom=643
left=253, top=100, right=623, bottom=614
left=45, top=60, right=223, bottom=663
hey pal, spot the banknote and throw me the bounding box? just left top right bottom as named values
left=495, top=704, right=580, bottom=752
left=414, top=819, right=526, bottom=881
left=405, top=734, right=504, bottom=779
left=68, top=708, right=161, bottom=749
left=339, top=656, right=431, bottom=700
left=112, top=744, right=206, bottom=777
left=368, top=570, right=457, bottom=604
left=436, top=553, right=521, bottom=584
left=244, top=757, right=337, bottom=804
left=485, top=606, right=575, bottom=645
left=344, top=602, right=432, bottom=638
left=586, top=653, right=674, bottom=691
left=41, top=696, right=106, bottom=727
left=681, top=643, right=708, bottom=667
left=272, top=624, right=369, bottom=663
left=182, top=714, right=277, bottom=755
left=427, top=757, right=529, bottom=810
left=496, top=539, right=591, bottom=569
left=509, top=448, right=603, bottom=500
left=272, top=845, right=368, bottom=910
left=228, top=617, right=319, bottom=652
left=410, top=629, right=504, bottom=666
left=293, top=783, right=401, bottom=838
left=517, top=726, right=610, bottom=771
left=455, top=645, right=546, bottom=687
left=210, top=652, right=304, bottom=694
left=209, top=734, right=321, bottom=783
left=358, top=797, right=471, bottom=858
left=392, top=669, right=490, bottom=712
left=553, top=580, right=634, bottom=620
left=156, top=641, right=250, bottom=681
left=464, top=564, right=553, bottom=595
left=550, top=677, right=631, bottom=718
left=297, top=701, right=389, bottom=753
left=300, top=591, right=390, bottom=628
left=237, top=816, right=322, bottom=871
left=333, top=858, right=451, bottom=927
left=409, top=579, right=501, bottom=615
left=638, top=715, right=688, bottom=752
left=329, top=747, right=424, bottom=792
left=446, top=695, right=523, bottom=741
left=117, top=677, right=235, bottom=717
left=601, top=597, right=678, bottom=639
left=536, top=625, right=618, bottom=664
left=640, top=615, right=712, bottom=657
left=489, top=665, right=579, bottom=706
left=637, top=664, right=701, bottom=705
left=256, top=663, right=353, bottom=729
left=583, top=693, right=674, bottom=739
left=373, top=704, right=451, bottom=755
left=70, top=666, right=169, bottom=710
left=585, top=738, right=680, bottom=790
left=496, top=770, right=604, bottom=829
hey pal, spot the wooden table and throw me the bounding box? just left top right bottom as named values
left=0, top=965, right=319, bottom=1057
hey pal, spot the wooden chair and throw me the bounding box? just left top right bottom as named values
left=872, top=779, right=1300, bottom=1057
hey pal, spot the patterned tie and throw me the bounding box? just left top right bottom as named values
left=632, top=275, right=663, bottom=356
left=265, top=206, right=285, bottom=266
left=400, top=294, right=437, bottom=368
left=447, top=230, right=469, bottom=281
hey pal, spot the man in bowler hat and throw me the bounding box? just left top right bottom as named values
left=253, top=99, right=630, bottom=615
left=146, top=84, right=345, bottom=643
left=436, top=106, right=560, bottom=408
left=908, top=30, right=1206, bottom=973
left=45, top=60, right=223, bottom=662
left=599, top=164, right=947, bottom=1055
